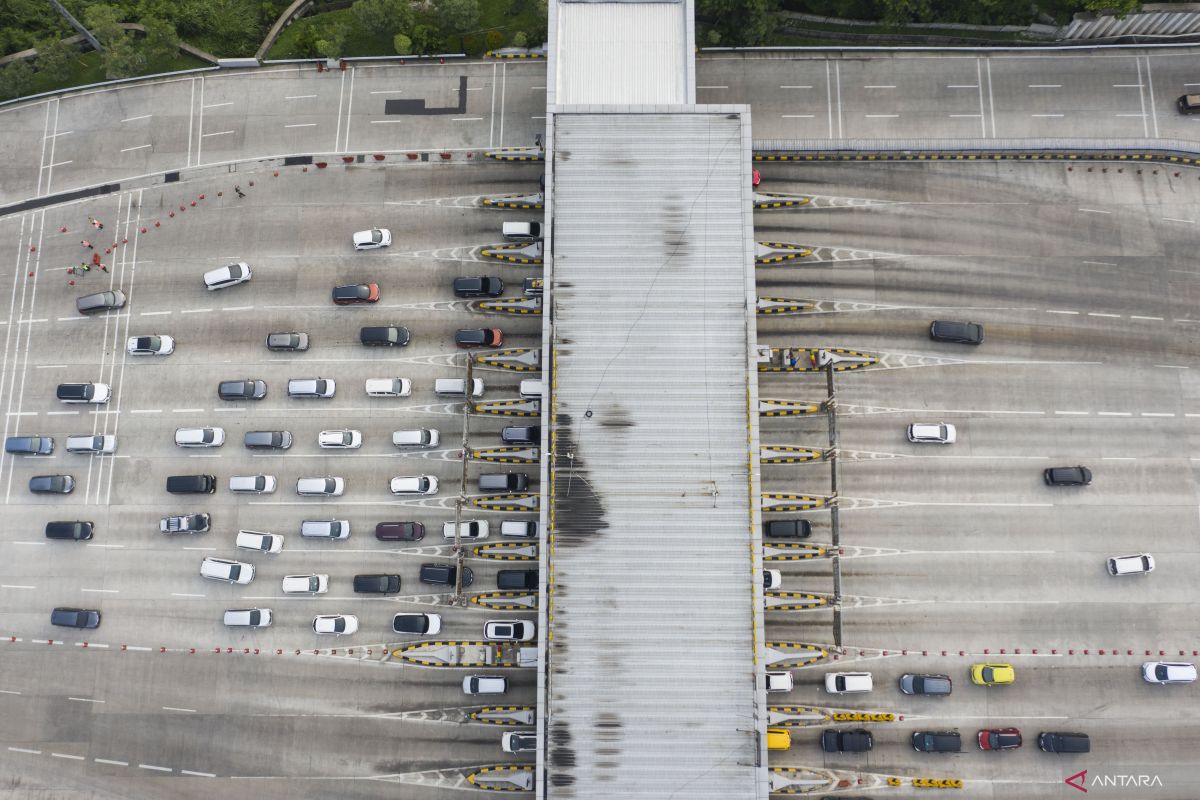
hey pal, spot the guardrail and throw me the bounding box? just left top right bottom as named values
left=753, top=137, right=1200, bottom=165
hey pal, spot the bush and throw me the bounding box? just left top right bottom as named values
left=485, top=30, right=504, bottom=50
left=0, top=58, right=34, bottom=101
left=35, top=37, right=75, bottom=83
left=511, top=31, right=527, bottom=47
left=393, top=32, right=412, bottom=54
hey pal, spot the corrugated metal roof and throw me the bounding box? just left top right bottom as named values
left=554, top=2, right=690, bottom=105
left=544, top=110, right=765, bottom=799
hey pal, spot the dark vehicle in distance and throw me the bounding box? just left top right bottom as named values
left=929, top=320, right=984, bottom=345
left=45, top=521, right=93, bottom=540
left=419, top=562, right=473, bottom=587
left=899, top=673, right=952, bottom=696
left=332, top=283, right=379, bottom=304
left=166, top=474, right=217, bottom=494
left=6, top=436, right=53, bottom=455
left=1044, top=466, right=1091, bottom=486
left=218, top=379, right=267, bottom=400
left=497, top=569, right=538, bottom=591
left=763, top=519, right=811, bottom=538
left=265, top=332, right=309, bottom=351
left=244, top=430, right=293, bottom=449
left=1038, top=732, right=1090, bottom=753
left=360, top=326, right=410, bottom=347
left=352, top=574, right=402, bottom=594
left=820, top=729, right=873, bottom=753
left=452, top=276, right=504, bottom=297
left=455, top=328, right=503, bottom=348
left=376, top=521, right=425, bottom=541
left=51, top=607, right=101, bottom=628
left=912, top=731, right=962, bottom=753
left=30, top=475, right=74, bottom=494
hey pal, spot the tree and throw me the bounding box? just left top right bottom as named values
left=294, top=22, right=323, bottom=58
left=315, top=21, right=349, bottom=58
left=140, top=15, right=179, bottom=63
left=435, top=0, right=480, bottom=36
left=35, top=37, right=75, bottom=82
left=0, top=59, right=35, bottom=101
left=512, top=31, right=527, bottom=47
left=392, top=32, right=413, bottom=55
left=353, top=0, right=415, bottom=36
left=82, top=4, right=126, bottom=46
left=102, top=36, right=145, bottom=78
left=696, top=0, right=775, bottom=46
left=877, top=0, right=934, bottom=26
left=1081, top=0, right=1140, bottom=15
left=408, top=23, right=440, bottom=54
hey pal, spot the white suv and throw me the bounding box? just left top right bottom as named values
left=300, top=520, right=350, bottom=539
left=390, top=476, right=438, bottom=495
left=1107, top=553, right=1155, bottom=575
left=236, top=530, right=283, bottom=554
left=229, top=474, right=277, bottom=494
left=297, top=477, right=345, bottom=496
left=906, top=423, right=956, bottom=444
left=65, top=434, right=117, bottom=454
left=287, top=378, right=335, bottom=398
left=824, top=672, right=873, bottom=694
left=175, top=427, right=225, bottom=447
left=282, top=574, right=329, bottom=594
left=483, top=620, right=536, bottom=642
left=203, top=262, right=252, bottom=290
left=200, top=557, right=254, bottom=585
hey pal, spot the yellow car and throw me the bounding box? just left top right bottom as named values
left=971, top=663, right=1015, bottom=685
left=767, top=728, right=792, bottom=751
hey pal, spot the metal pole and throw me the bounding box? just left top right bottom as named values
left=48, top=0, right=103, bottom=53
left=454, top=356, right=474, bottom=603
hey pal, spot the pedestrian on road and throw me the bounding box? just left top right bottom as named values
left=234, top=185, right=246, bottom=199
left=99, top=264, right=108, bottom=273
left=92, top=219, right=103, bottom=230
left=82, top=263, right=90, bottom=272
left=81, top=240, right=92, bottom=249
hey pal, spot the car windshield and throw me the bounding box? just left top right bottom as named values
left=982, top=667, right=994, bottom=682
left=370, top=230, right=382, bottom=243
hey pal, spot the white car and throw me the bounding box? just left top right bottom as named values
left=390, top=475, right=439, bottom=495
left=907, top=423, right=956, bottom=444
left=297, top=477, right=345, bottom=496
left=200, top=557, right=254, bottom=585
left=766, top=671, right=794, bottom=692
left=282, top=574, right=329, bottom=594
left=1107, top=553, right=1155, bottom=575
left=229, top=474, right=277, bottom=494
left=203, top=262, right=252, bottom=291
left=235, top=530, right=283, bottom=554
left=313, top=614, right=358, bottom=635
left=127, top=334, right=175, bottom=355
left=318, top=430, right=362, bottom=449
left=483, top=620, right=536, bottom=642
left=65, top=434, right=117, bottom=454
left=300, top=520, right=351, bottom=539
left=175, top=427, right=225, bottom=447
left=287, top=378, right=335, bottom=398
left=365, top=378, right=411, bottom=397
left=1142, top=662, right=1196, bottom=685
left=352, top=228, right=392, bottom=250
left=824, top=672, right=873, bottom=694
left=443, top=520, right=489, bottom=540
left=763, top=569, right=782, bottom=591
left=501, top=732, right=537, bottom=753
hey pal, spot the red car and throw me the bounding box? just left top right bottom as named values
left=455, top=328, right=503, bottom=348
left=977, top=728, right=1022, bottom=751
left=332, top=283, right=380, bottom=304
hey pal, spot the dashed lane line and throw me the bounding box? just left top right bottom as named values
left=8, top=748, right=40, bottom=755
left=95, top=758, right=128, bottom=766
left=182, top=770, right=217, bottom=777
left=52, top=753, right=85, bottom=760
left=1078, top=208, right=1111, bottom=214
left=140, top=764, right=173, bottom=772
left=68, top=697, right=104, bottom=704
left=163, top=707, right=197, bottom=713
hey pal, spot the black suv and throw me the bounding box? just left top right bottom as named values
left=912, top=731, right=961, bottom=753
left=453, top=276, right=504, bottom=297
left=353, top=574, right=402, bottom=594
left=419, top=562, right=474, bottom=587
left=360, top=326, right=410, bottom=346
left=218, top=379, right=267, bottom=400
left=1038, top=732, right=1090, bottom=753
left=500, top=425, right=540, bottom=445
left=763, top=519, right=811, bottom=538
left=244, top=430, right=293, bottom=449
left=30, top=474, right=74, bottom=494
left=45, top=521, right=93, bottom=540
left=929, top=320, right=984, bottom=345
left=51, top=607, right=101, bottom=628
left=820, top=729, right=873, bottom=753
left=1044, top=466, right=1091, bottom=486
left=376, top=521, right=425, bottom=541
left=166, top=474, right=217, bottom=494
left=497, top=569, right=538, bottom=591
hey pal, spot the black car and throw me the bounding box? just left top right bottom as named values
left=820, top=729, right=873, bottom=753
left=265, top=332, right=309, bottom=351
left=455, top=328, right=502, bottom=348
left=51, top=607, right=101, bottom=629
left=30, top=474, right=74, bottom=494
left=332, top=283, right=379, bottom=304
left=218, top=379, right=267, bottom=400
left=452, top=276, right=504, bottom=298
left=376, top=521, right=425, bottom=541
left=501, top=425, right=540, bottom=445
left=419, top=562, right=474, bottom=587
left=479, top=473, right=529, bottom=492
left=497, top=569, right=538, bottom=591
left=1044, top=466, right=1091, bottom=486
left=763, top=519, right=811, bottom=538
left=912, top=731, right=961, bottom=753
left=392, top=613, right=439, bottom=634
left=166, top=474, right=217, bottom=494
left=45, top=521, right=93, bottom=540
left=360, top=326, right=410, bottom=347
left=5, top=436, right=53, bottom=455
left=929, top=320, right=984, bottom=345
left=899, top=673, right=952, bottom=696
left=1038, top=732, right=1090, bottom=753
left=1178, top=94, right=1200, bottom=114
left=244, top=430, right=293, bottom=449
left=353, top=574, right=402, bottom=594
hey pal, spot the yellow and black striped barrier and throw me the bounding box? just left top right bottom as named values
left=755, top=149, right=1183, bottom=164
left=830, top=711, right=895, bottom=722
left=480, top=247, right=543, bottom=265
left=471, top=591, right=538, bottom=610
left=759, top=347, right=878, bottom=373
left=481, top=194, right=544, bottom=209
left=486, top=49, right=546, bottom=59
left=767, top=705, right=827, bottom=721
left=755, top=241, right=814, bottom=264
left=757, top=297, right=814, bottom=314
left=477, top=298, right=541, bottom=314
left=761, top=445, right=824, bottom=464
left=762, top=493, right=826, bottom=511
left=754, top=193, right=812, bottom=209
left=392, top=640, right=493, bottom=667
left=470, top=446, right=540, bottom=464
left=477, top=541, right=538, bottom=561
left=467, top=766, right=532, bottom=791
left=759, top=399, right=823, bottom=416
left=912, top=778, right=964, bottom=789
left=767, top=642, right=828, bottom=666
left=764, top=543, right=828, bottom=561
left=474, top=399, right=541, bottom=417
left=766, top=592, right=829, bottom=610
left=471, top=706, right=535, bottom=725
left=484, top=147, right=544, bottom=161
left=472, top=493, right=539, bottom=512
left=474, top=348, right=541, bottom=371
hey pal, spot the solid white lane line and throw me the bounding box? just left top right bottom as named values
left=1045, top=309, right=1078, bottom=315
left=200, top=130, right=234, bottom=137
left=284, top=123, right=316, bottom=128
left=781, top=85, right=812, bottom=89
left=864, top=114, right=899, bottom=118
left=163, top=706, right=197, bottom=713
left=68, top=697, right=104, bottom=704
left=1162, top=217, right=1195, bottom=224
left=121, top=114, right=152, bottom=122
left=1028, top=84, right=1061, bottom=88
left=1082, top=260, right=1117, bottom=266
left=1153, top=364, right=1188, bottom=369
left=1031, top=113, right=1063, bottom=117
left=285, top=95, right=316, bottom=99
left=202, top=101, right=233, bottom=108
left=782, top=114, right=814, bottom=118
left=1078, top=208, right=1111, bottom=214
left=181, top=770, right=216, bottom=777
left=119, top=144, right=151, bottom=152
left=1129, top=315, right=1163, bottom=321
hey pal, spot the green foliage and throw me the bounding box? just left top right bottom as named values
left=352, top=0, right=414, bottom=35
left=435, top=0, right=481, bottom=34
left=102, top=34, right=145, bottom=77
left=173, top=0, right=261, bottom=55
left=1082, top=0, right=1140, bottom=14
left=82, top=4, right=128, bottom=45
left=877, top=0, right=932, bottom=26
left=392, top=31, right=412, bottom=54
left=293, top=20, right=323, bottom=58
left=139, top=14, right=178, bottom=62
left=315, top=20, right=348, bottom=57
left=698, top=0, right=777, bottom=45
left=511, top=30, right=526, bottom=47
left=35, top=37, right=76, bottom=81
left=706, top=27, right=721, bottom=45
left=0, top=57, right=34, bottom=100
left=485, top=29, right=504, bottom=50
left=408, top=23, right=440, bottom=54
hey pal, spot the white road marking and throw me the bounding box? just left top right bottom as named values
left=1083, top=260, right=1117, bottom=266
left=1054, top=410, right=1089, bottom=415
left=0, top=584, right=35, bottom=589
left=781, top=85, right=812, bottom=89
left=1097, top=411, right=1132, bottom=417
left=782, top=114, right=814, bottom=118
left=163, top=706, right=197, bottom=713
left=284, top=123, right=316, bottom=129
left=0, top=690, right=20, bottom=695
left=948, top=114, right=981, bottom=118
left=284, top=95, right=316, bottom=100
left=696, top=85, right=728, bottom=89
left=369, top=90, right=407, bottom=94
left=53, top=753, right=85, bottom=760
left=46, top=411, right=78, bottom=416
left=203, top=101, right=233, bottom=109
left=1087, top=312, right=1120, bottom=318
left=222, top=306, right=253, bottom=312
left=139, top=310, right=170, bottom=316
left=863, top=84, right=895, bottom=89
left=180, top=309, right=212, bottom=314
left=1031, top=113, right=1064, bottom=117
left=201, top=130, right=234, bottom=137
left=181, top=769, right=216, bottom=777
left=1102, top=456, right=1136, bottom=460
left=129, top=409, right=162, bottom=414
left=1162, top=217, right=1195, bottom=224
left=864, top=114, right=899, bottom=118
left=452, top=117, right=484, bottom=121
left=34, top=364, right=66, bottom=369
left=86, top=544, right=123, bottom=549
left=9, top=748, right=41, bottom=755
left=181, top=547, right=217, bottom=551
left=119, top=144, right=151, bottom=152
left=947, top=84, right=977, bottom=88
left=531, top=115, right=546, bottom=120
left=95, top=758, right=128, bottom=766
left=1078, top=208, right=1111, bottom=214
left=1028, top=84, right=1061, bottom=88
left=139, top=764, right=172, bottom=772
left=342, top=66, right=355, bottom=151
left=172, top=408, right=203, bottom=413
left=170, top=593, right=205, bottom=598
left=80, top=588, right=118, bottom=594
left=121, top=114, right=152, bottom=122
left=1153, top=364, right=1188, bottom=369
left=1129, top=315, right=1163, bottom=321
left=68, top=697, right=104, bottom=704
left=44, top=130, right=72, bottom=138
left=45, top=160, right=72, bottom=168
left=369, top=119, right=403, bottom=124
left=1140, top=412, right=1175, bottom=417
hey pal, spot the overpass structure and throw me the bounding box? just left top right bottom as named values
left=536, top=1, right=769, bottom=798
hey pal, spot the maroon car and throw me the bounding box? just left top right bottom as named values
left=978, top=728, right=1022, bottom=751
left=375, top=521, right=425, bottom=541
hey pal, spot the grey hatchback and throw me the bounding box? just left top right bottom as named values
left=5, top=436, right=54, bottom=455
left=218, top=379, right=267, bottom=400
left=30, top=474, right=74, bottom=493
left=265, top=332, right=309, bottom=351
left=899, top=673, right=952, bottom=696
left=51, top=607, right=101, bottom=628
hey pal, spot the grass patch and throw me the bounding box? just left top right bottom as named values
left=29, top=49, right=208, bottom=96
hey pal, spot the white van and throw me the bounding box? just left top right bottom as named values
left=463, top=675, right=508, bottom=695
left=223, top=608, right=272, bottom=628
left=502, top=221, right=543, bottom=242
left=236, top=530, right=283, bottom=554
left=824, top=672, right=873, bottom=694
left=229, top=474, right=277, bottom=494
left=365, top=378, right=412, bottom=397
left=435, top=378, right=484, bottom=398
left=500, top=519, right=537, bottom=538
left=519, top=379, right=543, bottom=399
left=282, top=574, right=329, bottom=594
left=203, top=262, right=252, bottom=291
left=200, top=557, right=254, bottom=585
left=175, top=427, right=225, bottom=447
left=296, top=477, right=344, bottom=496
left=392, top=429, right=440, bottom=449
